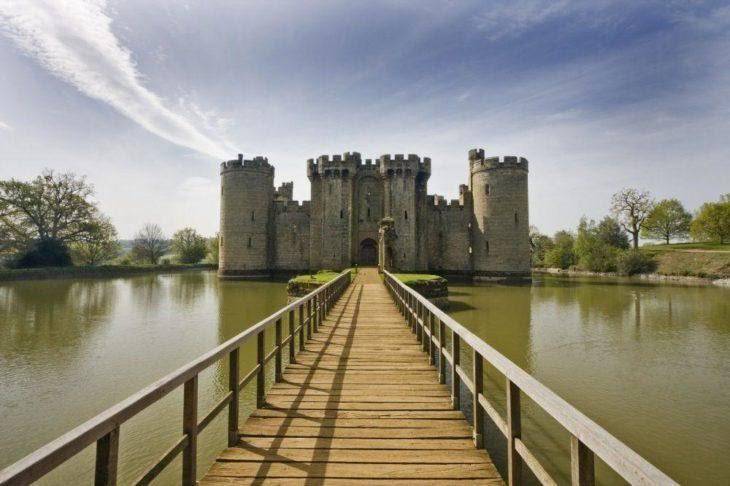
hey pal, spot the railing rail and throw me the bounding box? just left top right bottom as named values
left=383, top=270, right=677, bottom=486
left=0, top=270, right=352, bottom=486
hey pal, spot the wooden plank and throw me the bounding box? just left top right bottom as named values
left=206, top=462, right=500, bottom=479
left=201, top=479, right=504, bottom=485
left=217, top=447, right=491, bottom=463
left=201, top=269, right=503, bottom=485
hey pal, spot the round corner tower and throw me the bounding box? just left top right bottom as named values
left=219, top=154, right=274, bottom=278
left=469, top=149, right=530, bottom=278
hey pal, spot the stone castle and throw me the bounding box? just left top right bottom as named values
left=218, top=149, right=530, bottom=279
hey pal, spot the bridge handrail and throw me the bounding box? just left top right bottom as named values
left=0, top=269, right=352, bottom=486
left=383, top=270, right=677, bottom=486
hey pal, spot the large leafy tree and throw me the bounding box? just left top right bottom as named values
left=0, top=170, right=112, bottom=266
left=611, top=188, right=654, bottom=249
left=596, top=216, right=629, bottom=249
left=691, top=195, right=730, bottom=244
left=70, top=215, right=121, bottom=265
left=641, top=198, right=692, bottom=244
left=171, top=227, right=208, bottom=264
left=132, top=223, right=169, bottom=264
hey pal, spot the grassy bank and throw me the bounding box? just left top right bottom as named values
left=0, top=263, right=217, bottom=282
left=642, top=242, right=730, bottom=252
left=287, top=270, right=340, bottom=297
left=650, top=251, right=730, bottom=279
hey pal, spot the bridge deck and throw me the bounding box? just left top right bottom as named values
left=201, top=269, right=502, bottom=484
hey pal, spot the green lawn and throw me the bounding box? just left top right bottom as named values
left=289, top=270, right=340, bottom=285
left=642, top=242, right=730, bottom=252
left=392, top=273, right=444, bottom=284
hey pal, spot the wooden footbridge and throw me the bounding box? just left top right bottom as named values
left=0, top=268, right=676, bottom=485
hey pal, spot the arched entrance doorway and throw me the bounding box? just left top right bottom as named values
left=359, top=238, right=377, bottom=266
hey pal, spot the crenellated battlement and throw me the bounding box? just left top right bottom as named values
left=221, top=153, right=274, bottom=174
left=276, top=199, right=310, bottom=214
left=469, top=148, right=528, bottom=173
left=274, top=182, right=293, bottom=201
left=378, top=154, right=431, bottom=178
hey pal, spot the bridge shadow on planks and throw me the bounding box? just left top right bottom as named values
left=201, top=269, right=503, bottom=485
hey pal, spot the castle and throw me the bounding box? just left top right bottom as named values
left=218, top=149, right=530, bottom=279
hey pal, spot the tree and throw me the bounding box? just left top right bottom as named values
left=691, top=195, right=730, bottom=244
left=611, top=188, right=653, bottom=249
left=544, top=230, right=575, bottom=269
left=0, top=170, right=109, bottom=266
left=596, top=216, right=629, bottom=249
left=574, top=218, right=619, bottom=272
left=529, top=226, right=553, bottom=266
left=208, top=233, right=220, bottom=264
left=70, top=216, right=121, bottom=265
left=641, top=198, right=692, bottom=244
left=171, top=227, right=207, bottom=264
left=132, top=223, right=168, bottom=264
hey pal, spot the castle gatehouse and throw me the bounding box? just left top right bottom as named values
left=219, top=149, right=530, bottom=279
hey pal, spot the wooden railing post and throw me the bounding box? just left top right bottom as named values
left=256, top=330, right=265, bottom=408
left=298, top=304, right=305, bottom=350
left=571, top=436, right=595, bottom=486
left=473, top=350, right=484, bottom=448
left=228, top=348, right=239, bottom=447
left=306, top=300, right=312, bottom=340
left=182, top=375, right=198, bottom=486
left=288, top=310, right=296, bottom=364
left=451, top=332, right=461, bottom=410
left=428, top=311, right=436, bottom=366
left=438, top=318, right=446, bottom=384
left=507, top=379, right=522, bottom=486
left=275, top=318, right=283, bottom=382
left=94, top=426, right=119, bottom=486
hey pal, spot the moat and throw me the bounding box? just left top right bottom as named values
left=0, top=271, right=728, bottom=484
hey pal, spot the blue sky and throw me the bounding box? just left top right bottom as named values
left=0, top=0, right=728, bottom=238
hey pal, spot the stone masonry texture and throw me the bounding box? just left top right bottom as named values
left=219, top=149, right=530, bottom=279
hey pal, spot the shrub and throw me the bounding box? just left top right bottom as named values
left=14, top=239, right=73, bottom=268
left=574, top=218, right=619, bottom=272
left=616, top=250, right=656, bottom=276
left=544, top=230, right=575, bottom=269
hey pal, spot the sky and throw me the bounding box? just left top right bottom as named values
left=0, top=0, right=728, bottom=238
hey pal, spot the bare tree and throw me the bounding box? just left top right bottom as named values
left=132, top=223, right=168, bottom=264
left=611, top=188, right=653, bottom=249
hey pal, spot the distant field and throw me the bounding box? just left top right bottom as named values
left=642, top=242, right=730, bottom=252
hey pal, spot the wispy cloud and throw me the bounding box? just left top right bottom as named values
left=0, top=119, right=11, bottom=131
left=0, top=0, right=236, bottom=159
left=472, top=0, right=622, bottom=41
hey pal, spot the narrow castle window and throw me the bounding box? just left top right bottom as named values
left=485, top=184, right=490, bottom=195
left=340, top=209, right=344, bottom=219
left=404, top=210, right=408, bottom=220
left=485, top=241, right=490, bottom=253
left=251, top=210, right=255, bottom=222
left=515, top=211, right=519, bottom=225
left=220, top=237, right=223, bottom=248
left=367, top=207, right=371, bottom=219
left=247, top=236, right=252, bottom=248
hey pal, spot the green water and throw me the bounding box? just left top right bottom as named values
left=448, top=277, right=730, bottom=485
left=0, top=272, right=728, bottom=484
left=0, top=271, right=288, bottom=485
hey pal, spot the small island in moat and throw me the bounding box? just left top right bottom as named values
left=287, top=270, right=449, bottom=308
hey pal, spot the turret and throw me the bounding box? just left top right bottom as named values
left=219, top=154, right=274, bottom=277
left=469, top=149, right=530, bottom=278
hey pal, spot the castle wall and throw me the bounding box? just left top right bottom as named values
left=219, top=149, right=530, bottom=279
left=273, top=201, right=311, bottom=271
left=426, top=199, right=472, bottom=273
left=307, top=154, right=356, bottom=271
left=379, top=154, right=430, bottom=272
left=353, top=170, right=383, bottom=260
left=219, top=156, right=274, bottom=277
left=470, top=151, right=530, bottom=277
